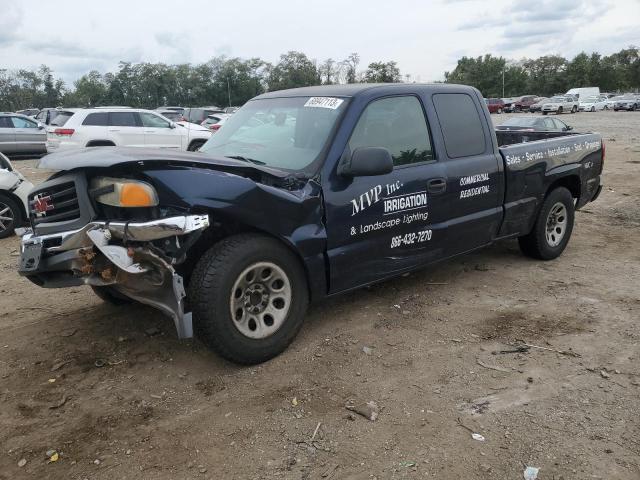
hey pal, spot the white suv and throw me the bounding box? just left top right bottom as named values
left=46, top=108, right=212, bottom=152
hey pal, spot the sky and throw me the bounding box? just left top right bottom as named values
left=0, top=0, right=638, bottom=85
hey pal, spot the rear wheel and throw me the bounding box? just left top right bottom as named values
left=518, top=187, right=575, bottom=260
left=591, top=106, right=595, bottom=112
left=497, top=108, right=503, bottom=114
left=0, top=195, right=22, bottom=239
left=189, top=234, right=309, bottom=364
left=557, top=107, right=563, bottom=115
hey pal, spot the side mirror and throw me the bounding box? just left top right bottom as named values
left=169, top=122, right=177, bottom=129
left=566, top=126, right=573, bottom=131
left=37, top=123, right=44, bottom=129
left=339, top=146, right=394, bottom=177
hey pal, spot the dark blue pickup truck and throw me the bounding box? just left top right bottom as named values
left=18, top=84, right=604, bottom=364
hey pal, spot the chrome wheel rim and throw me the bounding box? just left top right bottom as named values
left=546, top=202, right=567, bottom=247
left=229, top=261, right=292, bottom=339
left=0, top=202, right=14, bottom=233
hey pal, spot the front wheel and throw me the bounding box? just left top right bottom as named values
left=518, top=187, right=575, bottom=260
left=189, top=234, right=309, bottom=364
left=591, top=106, right=595, bottom=112
left=497, top=108, right=503, bottom=114
left=0, top=195, right=22, bottom=239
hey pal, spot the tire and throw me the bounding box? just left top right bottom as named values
left=91, top=286, right=133, bottom=305
left=189, top=234, right=309, bottom=365
left=497, top=108, right=502, bottom=114
left=542, top=111, right=548, bottom=115
left=518, top=187, right=575, bottom=260
left=0, top=194, right=22, bottom=239
left=188, top=140, right=205, bottom=152
left=557, top=107, right=563, bottom=115
left=591, top=107, right=595, bottom=112
left=571, top=106, right=577, bottom=113
left=604, top=105, right=609, bottom=110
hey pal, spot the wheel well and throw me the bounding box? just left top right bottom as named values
left=0, top=191, right=26, bottom=224
left=547, top=175, right=581, bottom=200
left=180, top=220, right=314, bottom=297
left=86, top=140, right=115, bottom=147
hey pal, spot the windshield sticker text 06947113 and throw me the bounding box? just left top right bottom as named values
left=304, top=97, right=344, bottom=109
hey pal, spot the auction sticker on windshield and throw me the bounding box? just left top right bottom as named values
left=304, top=97, right=344, bottom=109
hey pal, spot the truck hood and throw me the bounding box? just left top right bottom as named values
left=38, top=147, right=292, bottom=179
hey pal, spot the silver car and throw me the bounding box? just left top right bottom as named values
left=0, top=113, right=47, bottom=155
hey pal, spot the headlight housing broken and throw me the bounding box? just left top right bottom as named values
left=90, top=177, right=159, bottom=208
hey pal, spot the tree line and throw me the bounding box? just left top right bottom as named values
left=0, top=51, right=400, bottom=111
left=1, top=47, right=638, bottom=111
left=445, top=47, right=640, bottom=98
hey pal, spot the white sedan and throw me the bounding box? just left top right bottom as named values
left=579, top=95, right=608, bottom=112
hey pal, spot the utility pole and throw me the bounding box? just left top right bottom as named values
left=502, top=68, right=505, bottom=98
left=227, top=78, right=232, bottom=107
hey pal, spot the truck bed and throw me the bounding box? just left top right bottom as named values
left=496, top=130, right=603, bottom=238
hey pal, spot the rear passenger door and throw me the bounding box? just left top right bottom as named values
left=107, top=111, right=145, bottom=147
left=80, top=112, right=109, bottom=145
left=430, top=92, right=503, bottom=256
left=324, top=95, right=450, bottom=293
left=139, top=112, right=183, bottom=149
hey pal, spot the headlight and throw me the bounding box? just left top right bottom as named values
left=90, top=177, right=159, bottom=207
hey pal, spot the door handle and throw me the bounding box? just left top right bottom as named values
left=427, top=178, right=447, bottom=194
left=108, top=128, right=121, bottom=132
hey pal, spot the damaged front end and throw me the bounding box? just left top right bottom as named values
left=19, top=213, right=209, bottom=339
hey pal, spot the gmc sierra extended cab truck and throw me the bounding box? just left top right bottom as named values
left=18, top=84, right=604, bottom=364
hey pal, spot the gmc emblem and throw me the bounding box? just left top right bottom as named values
left=33, top=194, right=54, bottom=216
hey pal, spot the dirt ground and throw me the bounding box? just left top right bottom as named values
left=1, top=111, right=639, bottom=480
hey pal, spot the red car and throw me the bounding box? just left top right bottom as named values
left=485, top=98, right=505, bottom=114
left=509, top=95, right=538, bottom=112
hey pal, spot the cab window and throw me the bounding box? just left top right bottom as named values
left=348, top=96, right=433, bottom=166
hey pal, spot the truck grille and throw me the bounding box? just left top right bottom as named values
left=29, top=182, right=80, bottom=226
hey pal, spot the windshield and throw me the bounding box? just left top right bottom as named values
left=583, top=96, right=598, bottom=102
left=199, top=96, right=348, bottom=173
left=550, top=96, right=565, bottom=102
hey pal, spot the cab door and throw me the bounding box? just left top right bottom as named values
left=139, top=112, right=183, bottom=149
left=429, top=92, right=503, bottom=256
left=323, top=95, right=449, bottom=293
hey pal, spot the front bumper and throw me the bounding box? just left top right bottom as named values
left=19, top=214, right=209, bottom=338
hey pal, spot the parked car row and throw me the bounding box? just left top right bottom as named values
left=485, top=87, right=640, bottom=114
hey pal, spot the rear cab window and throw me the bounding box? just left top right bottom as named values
left=432, top=93, right=486, bottom=158
left=348, top=96, right=434, bottom=167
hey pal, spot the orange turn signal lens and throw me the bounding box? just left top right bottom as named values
left=119, top=183, right=156, bottom=207
left=90, top=177, right=159, bottom=208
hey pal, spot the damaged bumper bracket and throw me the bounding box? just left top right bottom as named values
left=19, top=215, right=209, bottom=339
